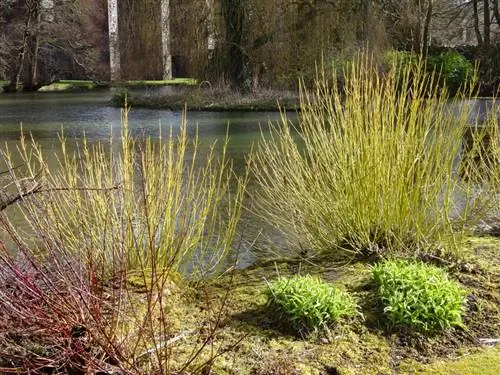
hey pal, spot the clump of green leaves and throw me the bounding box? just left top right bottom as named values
left=427, top=51, right=473, bottom=93
left=372, top=260, right=467, bottom=333
left=266, top=275, right=359, bottom=334
left=384, top=49, right=473, bottom=93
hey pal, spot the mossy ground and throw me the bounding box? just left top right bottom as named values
left=412, top=347, right=500, bottom=374
left=35, top=79, right=196, bottom=93
left=117, top=78, right=197, bottom=87
left=147, top=235, right=499, bottom=374
left=37, top=80, right=101, bottom=92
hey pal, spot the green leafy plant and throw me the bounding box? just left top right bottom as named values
left=372, top=260, right=467, bottom=333
left=266, top=275, right=359, bottom=334
left=427, top=51, right=473, bottom=93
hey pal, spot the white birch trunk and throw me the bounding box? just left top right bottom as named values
left=41, top=0, right=54, bottom=22
left=160, top=0, right=172, bottom=80
left=108, top=0, right=120, bottom=81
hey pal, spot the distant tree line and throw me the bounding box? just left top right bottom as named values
left=0, top=0, right=108, bottom=92
left=1, top=0, right=499, bottom=93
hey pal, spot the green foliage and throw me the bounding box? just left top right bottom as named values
left=385, top=49, right=473, bottom=93
left=253, top=55, right=498, bottom=258
left=372, top=260, right=467, bottom=333
left=427, top=51, right=473, bottom=93
left=266, top=275, right=359, bottom=333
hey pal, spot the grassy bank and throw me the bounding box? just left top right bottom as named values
left=35, top=78, right=196, bottom=93
left=112, top=85, right=301, bottom=111
left=118, top=78, right=197, bottom=87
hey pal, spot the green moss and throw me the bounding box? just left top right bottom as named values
left=412, top=347, right=500, bottom=374
left=119, top=78, right=197, bottom=87
left=2, top=247, right=497, bottom=373
left=38, top=80, right=98, bottom=92
left=461, top=235, right=500, bottom=273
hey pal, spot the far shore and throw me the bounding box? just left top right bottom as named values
left=0, top=79, right=301, bottom=112
left=115, top=86, right=301, bottom=112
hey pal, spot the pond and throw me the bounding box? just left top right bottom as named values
left=0, top=91, right=298, bottom=266
left=0, top=92, right=497, bottom=267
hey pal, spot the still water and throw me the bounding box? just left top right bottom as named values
left=0, top=91, right=296, bottom=265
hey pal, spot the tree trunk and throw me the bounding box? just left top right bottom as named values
left=205, top=0, right=216, bottom=53
left=422, top=0, right=433, bottom=54
left=27, top=5, right=42, bottom=90
left=221, top=0, right=250, bottom=92
left=107, top=0, right=120, bottom=81
left=14, top=2, right=36, bottom=91
left=483, top=0, right=491, bottom=48
left=472, top=0, right=483, bottom=46
left=160, top=0, right=172, bottom=80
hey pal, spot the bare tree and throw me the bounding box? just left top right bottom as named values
left=220, top=0, right=251, bottom=91
left=0, top=0, right=107, bottom=90
left=160, top=0, right=172, bottom=80
left=377, top=0, right=435, bottom=51
left=484, top=0, right=491, bottom=47
left=422, top=0, right=433, bottom=52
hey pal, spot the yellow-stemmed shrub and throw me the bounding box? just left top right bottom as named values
left=253, top=56, right=498, bottom=259
left=0, top=108, right=249, bottom=373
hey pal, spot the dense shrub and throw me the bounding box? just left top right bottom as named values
left=253, top=55, right=498, bottom=258
left=384, top=49, right=473, bottom=94
left=266, top=275, right=359, bottom=334
left=427, top=51, right=473, bottom=93
left=372, top=260, right=467, bottom=333
left=0, top=109, right=248, bottom=373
